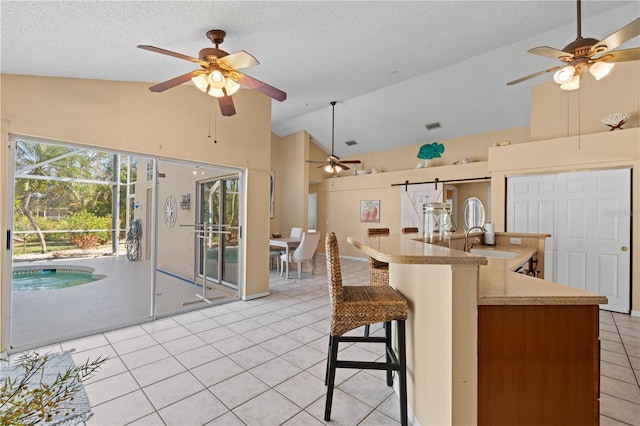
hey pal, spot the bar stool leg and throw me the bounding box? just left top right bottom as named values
left=384, top=321, right=394, bottom=386
left=324, top=335, right=340, bottom=421
left=324, top=336, right=333, bottom=385
left=398, top=319, right=408, bottom=426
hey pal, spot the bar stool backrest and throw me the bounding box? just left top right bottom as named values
left=367, top=227, right=390, bottom=236
left=325, top=232, right=344, bottom=308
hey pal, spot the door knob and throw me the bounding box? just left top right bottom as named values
left=621, top=246, right=629, bottom=252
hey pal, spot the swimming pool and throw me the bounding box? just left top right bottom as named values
left=12, top=266, right=105, bottom=291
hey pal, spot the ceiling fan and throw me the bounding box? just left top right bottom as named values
left=138, top=29, right=286, bottom=116
left=507, top=0, right=639, bottom=90
left=307, top=102, right=361, bottom=173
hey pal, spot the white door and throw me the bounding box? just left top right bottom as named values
left=506, top=174, right=557, bottom=280
left=507, top=169, right=631, bottom=313
left=555, top=169, right=631, bottom=313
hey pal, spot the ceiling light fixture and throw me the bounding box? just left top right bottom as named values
left=588, top=61, right=615, bottom=80
left=553, top=65, right=576, bottom=84
left=191, top=68, right=240, bottom=98
left=552, top=60, right=615, bottom=90
left=560, top=74, right=581, bottom=90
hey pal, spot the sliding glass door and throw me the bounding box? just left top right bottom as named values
left=198, top=176, right=241, bottom=289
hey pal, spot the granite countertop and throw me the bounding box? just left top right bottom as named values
left=347, top=234, right=488, bottom=266
left=347, top=233, right=607, bottom=306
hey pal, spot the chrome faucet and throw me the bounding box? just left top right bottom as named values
left=464, top=226, right=486, bottom=252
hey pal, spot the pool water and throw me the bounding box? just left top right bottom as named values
left=12, top=269, right=98, bottom=291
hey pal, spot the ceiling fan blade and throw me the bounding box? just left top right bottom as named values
left=137, top=45, right=209, bottom=67
left=236, top=73, right=287, bottom=102
left=340, top=160, right=362, bottom=164
left=590, top=18, right=640, bottom=55
left=149, top=69, right=206, bottom=92
left=316, top=164, right=327, bottom=169
left=336, top=163, right=350, bottom=171
left=597, top=47, right=640, bottom=63
left=221, top=50, right=259, bottom=70
left=306, top=160, right=328, bottom=164
left=218, top=96, right=236, bottom=116
left=507, top=66, right=562, bottom=86
left=528, top=46, right=573, bottom=61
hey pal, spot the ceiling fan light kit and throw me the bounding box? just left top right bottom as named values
left=507, top=0, right=639, bottom=91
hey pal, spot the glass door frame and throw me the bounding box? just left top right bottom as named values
left=196, top=173, right=243, bottom=291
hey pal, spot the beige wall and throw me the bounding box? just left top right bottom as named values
left=338, top=126, right=531, bottom=174
left=1, top=74, right=273, bottom=349
left=270, top=130, right=311, bottom=235
left=317, top=162, right=490, bottom=258
left=531, top=62, right=640, bottom=141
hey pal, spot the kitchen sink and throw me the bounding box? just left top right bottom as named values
left=469, top=248, right=519, bottom=259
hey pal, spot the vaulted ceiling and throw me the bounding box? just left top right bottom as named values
left=1, top=1, right=638, bottom=157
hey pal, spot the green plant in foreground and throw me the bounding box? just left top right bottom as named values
left=0, top=352, right=107, bottom=425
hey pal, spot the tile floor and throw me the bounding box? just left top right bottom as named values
left=14, top=256, right=640, bottom=426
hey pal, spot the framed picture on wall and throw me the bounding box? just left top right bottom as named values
left=360, top=200, right=380, bottom=223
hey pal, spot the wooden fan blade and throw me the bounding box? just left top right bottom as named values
left=218, top=96, right=236, bottom=116
left=149, top=70, right=206, bottom=92
left=340, top=160, right=362, bottom=164
left=597, top=47, right=640, bottom=63
left=528, top=46, right=573, bottom=61
left=236, top=73, right=287, bottom=102
left=306, top=160, right=328, bottom=164
left=507, top=66, right=561, bottom=86
left=336, top=163, right=350, bottom=171
left=590, top=18, right=640, bottom=55
left=221, top=50, right=259, bottom=70
left=138, top=45, right=209, bottom=67
left=316, top=164, right=327, bottom=169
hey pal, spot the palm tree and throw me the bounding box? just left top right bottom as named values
left=14, top=140, right=105, bottom=253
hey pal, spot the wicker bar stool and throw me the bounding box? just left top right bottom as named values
left=324, top=232, right=408, bottom=426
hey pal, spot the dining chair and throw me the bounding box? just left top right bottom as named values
left=280, top=231, right=320, bottom=279
left=290, top=227, right=303, bottom=238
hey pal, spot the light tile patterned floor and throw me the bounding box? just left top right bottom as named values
left=17, top=257, right=640, bottom=425
left=599, top=310, right=640, bottom=425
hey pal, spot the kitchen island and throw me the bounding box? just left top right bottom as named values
left=347, top=233, right=606, bottom=426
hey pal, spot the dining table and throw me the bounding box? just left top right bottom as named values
left=269, top=236, right=301, bottom=278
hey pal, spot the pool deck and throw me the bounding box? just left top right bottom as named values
left=9, top=255, right=236, bottom=352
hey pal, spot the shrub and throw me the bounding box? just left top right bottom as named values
left=65, top=211, right=112, bottom=246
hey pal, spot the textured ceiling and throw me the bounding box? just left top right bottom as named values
left=1, top=1, right=638, bottom=158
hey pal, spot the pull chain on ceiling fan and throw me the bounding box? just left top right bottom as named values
left=507, top=0, right=639, bottom=90
left=306, top=101, right=361, bottom=174
left=138, top=29, right=286, bottom=116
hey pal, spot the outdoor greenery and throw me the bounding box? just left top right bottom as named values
left=0, top=352, right=107, bottom=425
left=13, top=139, right=136, bottom=254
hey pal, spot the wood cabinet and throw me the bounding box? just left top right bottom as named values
left=478, top=304, right=600, bottom=426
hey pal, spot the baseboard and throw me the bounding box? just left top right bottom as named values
left=242, top=291, right=269, bottom=301
left=392, top=377, right=419, bottom=426
left=631, top=310, right=640, bottom=318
